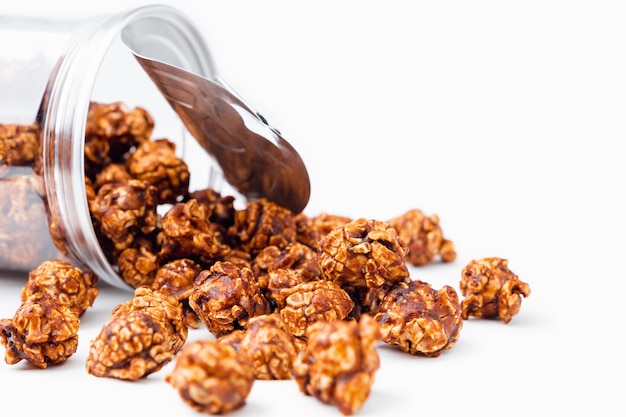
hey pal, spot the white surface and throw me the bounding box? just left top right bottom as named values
left=1, top=1, right=625, bottom=416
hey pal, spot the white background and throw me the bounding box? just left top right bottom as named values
left=1, top=1, right=625, bottom=416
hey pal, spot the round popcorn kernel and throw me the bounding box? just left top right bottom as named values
left=21, top=259, right=98, bottom=317
left=228, top=197, right=297, bottom=256
left=318, top=217, right=410, bottom=296
left=374, top=280, right=463, bottom=357
left=165, top=339, right=254, bottom=414
left=292, top=315, right=381, bottom=416
left=218, top=313, right=297, bottom=380
left=387, top=208, right=456, bottom=265
left=279, top=280, right=355, bottom=339
left=90, top=179, right=159, bottom=253
left=127, top=138, right=190, bottom=204
left=86, top=287, right=187, bottom=380
left=460, top=257, right=531, bottom=323
left=0, top=292, right=79, bottom=368
left=157, top=199, right=231, bottom=264
left=188, top=261, right=269, bottom=338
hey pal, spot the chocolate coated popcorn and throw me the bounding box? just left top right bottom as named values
left=460, top=257, right=531, bottom=323
left=374, top=280, right=463, bottom=357
left=21, top=259, right=98, bottom=317
left=292, top=315, right=381, bottom=416
left=0, top=292, right=79, bottom=368
left=188, top=261, right=269, bottom=338
left=387, top=209, right=456, bottom=266
left=86, top=287, right=187, bottom=380
left=165, top=339, right=254, bottom=414
left=279, top=280, right=355, bottom=339
left=218, top=313, right=297, bottom=380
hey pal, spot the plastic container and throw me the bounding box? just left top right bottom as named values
left=0, top=5, right=221, bottom=289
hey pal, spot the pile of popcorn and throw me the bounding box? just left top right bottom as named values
left=0, top=103, right=531, bottom=415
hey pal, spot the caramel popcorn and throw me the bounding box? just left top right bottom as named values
left=85, top=101, right=154, bottom=162
left=374, top=280, right=463, bottom=357
left=0, top=124, right=40, bottom=166
left=21, top=259, right=98, bottom=317
left=117, top=239, right=159, bottom=288
left=252, top=242, right=322, bottom=301
left=460, top=257, right=530, bottom=323
left=188, top=261, right=269, bottom=338
left=158, top=199, right=231, bottom=264
left=387, top=209, right=456, bottom=265
left=0, top=292, right=79, bottom=368
left=279, top=280, right=355, bottom=339
left=86, top=287, right=187, bottom=380
left=127, top=138, right=190, bottom=204
left=253, top=242, right=322, bottom=284
left=295, top=211, right=352, bottom=249
left=152, top=258, right=203, bottom=328
left=189, top=187, right=236, bottom=233
left=265, top=268, right=309, bottom=309
left=229, top=198, right=297, bottom=255
left=93, top=163, right=132, bottom=190
left=318, top=218, right=410, bottom=314
left=90, top=179, right=159, bottom=253
left=0, top=167, right=61, bottom=270
left=218, top=313, right=297, bottom=380
left=292, top=315, right=381, bottom=416
left=165, top=340, right=254, bottom=414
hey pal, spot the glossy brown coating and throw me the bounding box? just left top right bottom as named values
left=295, top=212, right=352, bottom=249
left=387, top=209, right=456, bottom=265
left=460, top=257, right=530, bottom=323
left=0, top=292, right=79, bottom=368
left=218, top=313, right=297, bottom=380
left=90, top=179, right=159, bottom=253
left=279, top=280, right=355, bottom=339
left=157, top=199, right=231, bottom=265
left=188, top=261, right=269, bottom=338
left=228, top=198, right=297, bottom=256
left=317, top=218, right=410, bottom=302
left=374, top=280, right=463, bottom=357
left=86, top=287, right=187, bottom=380
left=165, top=339, right=254, bottom=414
left=291, top=315, right=381, bottom=415
left=21, top=259, right=98, bottom=317
left=127, top=138, right=190, bottom=204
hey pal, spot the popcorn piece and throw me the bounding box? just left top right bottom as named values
left=117, top=239, right=159, bottom=288
left=127, top=138, right=190, bottom=204
left=0, top=292, right=79, bottom=368
left=279, top=280, right=355, bottom=339
left=86, top=287, right=187, bottom=380
left=252, top=242, right=322, bottom=302
left=152, top=258, right=203, bottom=328
left=189, top=187, right=236, bottom=234
left=318, top=218, right=410, bottom=315
left=295, top=212, right=352, bottom=249
left=158, top=199, right=231, bottom=264
left=374, top=280, right=463, bottom=357
left=218, top=313, right=297, bottom=380
left=387, top=209, right=456, bottom=265
left=85, top=101, right=153, bottom=162
left=90, top=179, right=159, bottom=253
left=292, top=315, right=381, bottom=416
left=460, top=257, right=530, bottom=323
left=165, top=340, right=254, bottom=414
left=0, top=123, right=40, bottom=166
left=21, top=259, right=98, bottom=317
left=229, top=198, right=297, bottom=255
left=188, top=262, right=269, bottom=338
